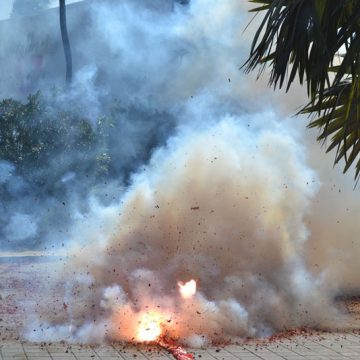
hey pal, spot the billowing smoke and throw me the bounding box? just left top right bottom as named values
left=24, top=106, right=344, bottom=344
left=0, top=0, right=358, bottom=345
left=0, top=0, right=262, bottom=248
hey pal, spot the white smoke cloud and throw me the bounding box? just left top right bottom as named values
left=4, top=213, right=38, bottom=241
left=0, top=0, right=356, bottom=346
left=0, top=161, right=15, bottom=184
left=25, top=109, right=344, bottom=344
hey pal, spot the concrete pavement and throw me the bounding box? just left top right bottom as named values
left=3, top=332, right=360, bottom=360
left=2, top=257, right=360, bottom=359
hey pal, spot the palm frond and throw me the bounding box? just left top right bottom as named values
left=244, top=0, right=360, bottom=182
left=303, top=79, right=360, bottom=181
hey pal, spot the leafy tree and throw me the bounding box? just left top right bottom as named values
left=59, top=0, right=73, bottom=84
left=0, top=92, right=110, bottom=193
left=244, top=0, right=360, bottom=182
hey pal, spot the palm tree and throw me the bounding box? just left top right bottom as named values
left=244, top=1, right=360, bottom=182
left=59, top=0, right=72, bottom=85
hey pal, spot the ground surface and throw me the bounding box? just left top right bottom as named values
left=2, top=257, right=360, bottom=360
left=3, top=333, right=360, bottom=360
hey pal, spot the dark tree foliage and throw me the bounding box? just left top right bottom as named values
left=0, top=93, right=108, bottom=193
left=0, top=92, right=176, bottom=249
left=0, top=92, right=176, bottom=194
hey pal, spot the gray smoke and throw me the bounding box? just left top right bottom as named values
left=0, top=0, right=358, bottom=346
left=24, top=106, right=344, bottom=345
left=11, top=0, right=51, bottom=18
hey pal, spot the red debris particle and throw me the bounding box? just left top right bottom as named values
left=159, top=338, right=194, bottom=360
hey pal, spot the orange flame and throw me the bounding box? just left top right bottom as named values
left=133, top=280, right=197, bottom=343
left=136, top=311, right=163, bottom=342
left=178, top=279, right=197, bottom=299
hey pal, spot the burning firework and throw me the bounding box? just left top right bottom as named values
left=136, top=311, right=164, bottom=342
left=133, top=282, right=196, bottom=360
left=135, top=280, right=197, bottom=342
left=178, top=280, right=197, bottom=300
left=159, top=338, right=195, bottom=360
left=135, top=313, right=195, bottom=360
left=25, top=117, right=342, bottom=346
left=22, top=0, right=345, bottom=348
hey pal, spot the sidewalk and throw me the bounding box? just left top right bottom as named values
left=1, top=257, right=360, bottom=359
left=2, top=333, right=360, bottom=360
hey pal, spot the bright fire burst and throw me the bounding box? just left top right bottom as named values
left=178, top=279, right=197, bottom=299
left=134, top=280, right=197, bottom=344
left=136, top=311, right=163, bottom=342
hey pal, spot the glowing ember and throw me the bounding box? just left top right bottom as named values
left=178, top=279, right=197, bottom=299
left=136, top=311, right=163, bottom=342
left=159, top=338, right=195, bottom=360
left=168, top=346, right=195, bottom=360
